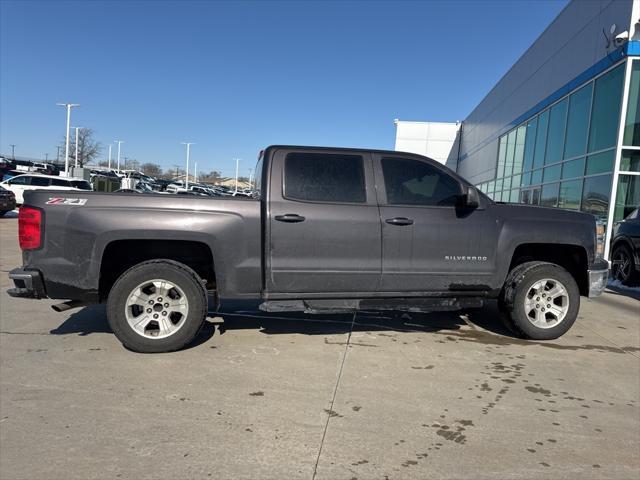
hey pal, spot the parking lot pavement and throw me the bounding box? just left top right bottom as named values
left=0, top=216, right=638, bottom=480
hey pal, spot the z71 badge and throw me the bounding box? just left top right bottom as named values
left=46, top=197, right=87, bottom=205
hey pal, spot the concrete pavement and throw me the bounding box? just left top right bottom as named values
left=0, top=215, right=638, bottom=479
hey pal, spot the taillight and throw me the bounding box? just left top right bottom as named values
left=18, top=206, right=42, bottom=250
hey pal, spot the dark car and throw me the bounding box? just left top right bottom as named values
left=611, top=208, right=640, bottom=286
left=0, top=185, right=16, bottom=216
left=8, top=145, right=608, bottom=353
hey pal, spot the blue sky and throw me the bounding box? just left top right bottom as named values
left=1, top=0, right=566, bottom=177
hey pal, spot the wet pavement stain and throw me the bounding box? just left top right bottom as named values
left=324, top=409, right=343, bottom=418
left=249, top=391, right=264, bottom=396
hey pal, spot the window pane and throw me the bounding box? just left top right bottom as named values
left=520, top=189, right=531, bottom=204
left=545, top=99, right=568, bottom=165
left=51, top=178, right=69, bottom=187
left=381, top=157, right=460, bottom=206
left=513, top=125, right=526, bottom=174
left=561, top=157, right=585, bottom=179
left=613, top=174, right=640, bottom=221
left=505, top=130, right=516, bottom=176
left=509, top=189, right=519, bottom=203
left=285, top=152, right=366, bottom=203
left=585, top=149, right=615, bottom=175
left=512, top=174, right=521, bottom=188
left=543, top=164, right=562, bottom=183
left=531, top=187, right=541, bottom=205
left=521, top=171, right=531, bottom=187
left=495, top=178, right=503, bottom=191
left=496, top=136, right=507, bottom=178
left=71, top=180, right=91, bottom=190
left=540, top=183, right=560, bottom=207
left=29, top=176, right=50, bottom=186
left=533, top=110, right=549, bottom=169
left=588, top=64, right=625, bottom=152
left=623, top=61, right=640, bottom=146
left=523, top=118, right=537, bottom=172
left=564, top=83, right=593, bottom=158
left=620, top=149, right=640, bottom=172
left=581, top=174, right=612, bottom=220
left=503, top=176, right=512, bottom=190
left=531, top=168, right=543, bottom=185
left=558, top=179, right=583, bottom=210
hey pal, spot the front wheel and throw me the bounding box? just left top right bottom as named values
left=499, top=261, right=580, bottom=340
left=107, top=259, right=208, bottom=353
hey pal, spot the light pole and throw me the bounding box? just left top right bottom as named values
left=73, top=126, right=83, bottom=168
left=44, top=153, right=49, bottom=162
left=114, top=140, right=124, bottom=172
left=194, top=160, right=197, bottom=184
left=107, top=144, right=112, bottom=169
left=181, top=142, right=194, bottom=189
left=233, top=158, right=241, bottom=194
left=9, top=144, right=15, bottom=159
left=56, top=103, right=80, bottom=176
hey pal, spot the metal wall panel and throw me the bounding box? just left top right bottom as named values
left=457, top=0, right=636, bottom=184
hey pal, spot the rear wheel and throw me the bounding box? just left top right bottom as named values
left=499, top=261, right=580, bottom=340
left=107, top=259, right=207, bottom=353
left=611, top=244, right=638, bottom=286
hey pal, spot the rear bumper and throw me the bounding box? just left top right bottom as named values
left=7, top=268, right=47, bottom=299
left=587, top=267, right=608, bottom=298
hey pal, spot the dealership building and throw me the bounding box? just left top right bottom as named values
left=395, top=0, right=640, bottom=254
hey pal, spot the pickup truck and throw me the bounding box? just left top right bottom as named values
left=8, top=145, right=609, bottom=353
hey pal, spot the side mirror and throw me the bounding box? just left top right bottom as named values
left=462, top=185, right=479, bottom=208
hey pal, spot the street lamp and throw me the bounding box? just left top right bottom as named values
left=56, top=103, right=80, bottom=176
left=181, top=142, right=194, bottom=189
left=9, top=144, right=15, bottom=159
left=114, top=140, right=124, bottom=172
left=73, top=126, right=83, bottom=168
left=234, top=158, right=241, bottom=194
left=107, top=144, right=112, bottom=170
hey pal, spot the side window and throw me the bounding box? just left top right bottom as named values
left=30, top=176, right=51, bottom=187
left=381, top=157, right=461, bottom=206
left=51, top=178, right=69, bottom=187
left=284, top=152, right=366, bottom=203
left=253, top=156, right=263, bottom=199
left=9, top=176, right=29, bottom=185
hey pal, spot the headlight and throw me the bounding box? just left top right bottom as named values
left=595, top=219, right=605, bottom=259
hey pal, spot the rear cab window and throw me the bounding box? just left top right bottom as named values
left=284, top=152, right=366, bottom=203
left=70, top=180, right=91, bottom=190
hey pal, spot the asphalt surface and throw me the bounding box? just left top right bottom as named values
left=0, top=214, right=639, bottom=480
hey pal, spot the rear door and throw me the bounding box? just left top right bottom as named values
left=374, top=153, right=499, bottom=292
left=267, top=148, right=381, bottom=294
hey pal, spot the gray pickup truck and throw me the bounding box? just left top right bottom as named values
left=8, top=146, right=609, bottom=352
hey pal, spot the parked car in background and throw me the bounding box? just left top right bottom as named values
left=611, top=208, right=640, bottom=286
left=0, top=174, right=92, bottom=204
left=0, top=185, right=16, bottom=216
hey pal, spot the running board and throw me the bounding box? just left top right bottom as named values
left=259, top=298, right=484, bottom=314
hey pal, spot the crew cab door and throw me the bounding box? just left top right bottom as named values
left=373, top=153, right=498, bottom=292
left=266, top=148, right=381, bottom=294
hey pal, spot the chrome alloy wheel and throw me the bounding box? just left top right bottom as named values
left=612, top=249, right=632, bottom=282
left=124, top=279, right=189, bottom=339
left=523, top=278, right=570, bottom=329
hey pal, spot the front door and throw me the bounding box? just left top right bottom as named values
left=267, top=148, right=381, bottom=294
left=374, top=153, right=499, bottom=292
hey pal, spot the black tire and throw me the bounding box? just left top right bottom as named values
left=611, top=243, right=638, bottom=286
left=499, top=261, right=580, bottom=340
left=107, top=259, right=207, bottom=353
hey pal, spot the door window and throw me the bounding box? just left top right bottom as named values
left=284, top=152, right=366, bottom=203
left=51, top=178, right=70, bottom=187
left=381, top=157, right=461, bottom=206
left=9, top=176, right=29, bottom=185
left=29, top=176, right=51, bottom=187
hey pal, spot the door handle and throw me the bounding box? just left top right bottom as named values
left=275, top=213, right=306, bottom=223
left=385, top=217, right=414, bottom=226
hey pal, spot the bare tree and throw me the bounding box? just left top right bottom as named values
left=140, top=163, right=163, bottom=177
left=200, top=169, right=223, bottom=184
left=60, top=128, right=101, bottom=167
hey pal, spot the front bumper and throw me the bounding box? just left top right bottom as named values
left=7, top=268, right=47, bottom=299
left=587, top=267, right=608, bottom=298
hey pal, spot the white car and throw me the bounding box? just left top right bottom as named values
left=0, top=174, right=92, bottom=205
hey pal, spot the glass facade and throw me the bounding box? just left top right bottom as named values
left=476, top=62, right=627, bottom=224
